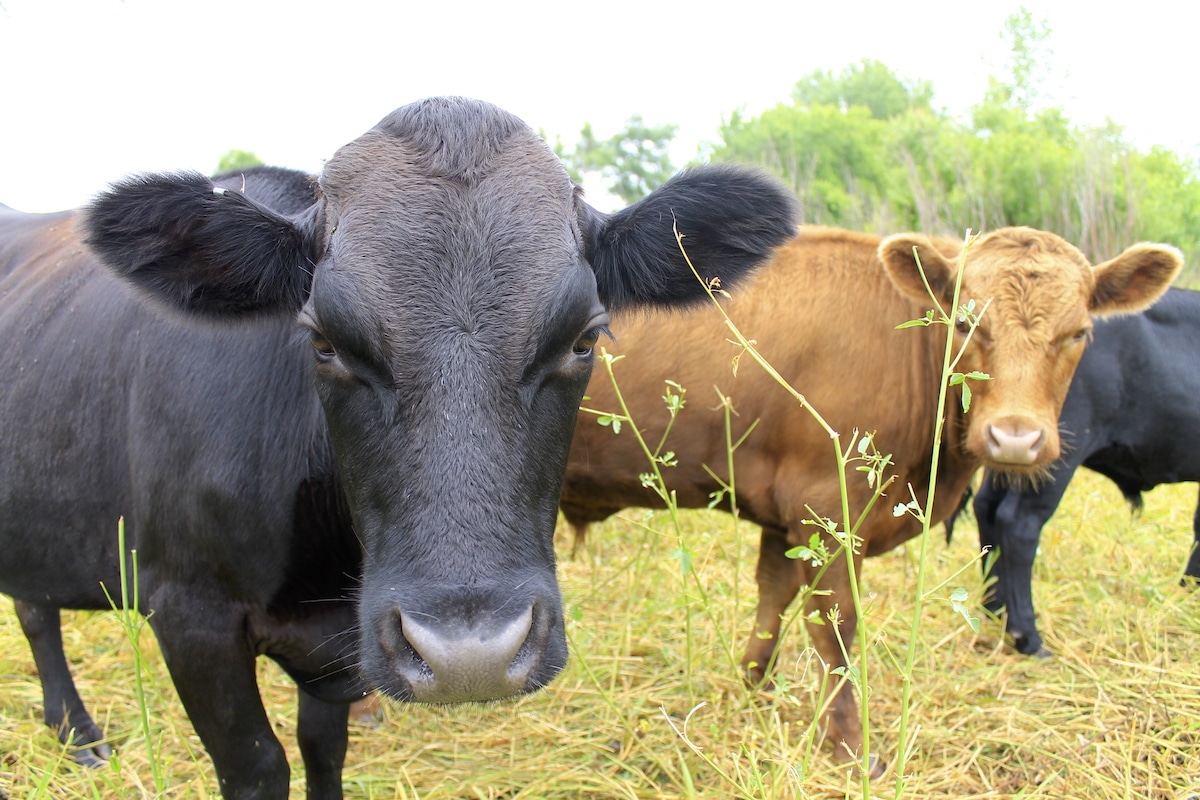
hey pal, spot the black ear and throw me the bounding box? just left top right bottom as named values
left=85, top=172, right=321, bottom=317
left=583, top=164, right=797, bottom=311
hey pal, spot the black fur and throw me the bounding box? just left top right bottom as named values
left=584, top=164, right=798, bottom=310
left=85, top=171, right=320, bottom=316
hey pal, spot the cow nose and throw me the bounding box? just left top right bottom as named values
left=376, top=596, right=557, bottom=704
left=985, top=423, right=1045, bottom=465
left=399, top=606, right=534, bottom=702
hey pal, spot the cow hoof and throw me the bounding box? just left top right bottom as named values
left=843, top=755, right=886, bottom=780
left=69, top=742, right=112, bottom=769
left=1009, top=632, right=1049, bottom=657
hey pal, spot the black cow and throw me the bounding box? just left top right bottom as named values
left=0, top=97, right=798, bottom=800
left=973, top=287, right=1200, bottom=656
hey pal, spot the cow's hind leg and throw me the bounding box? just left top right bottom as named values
left=150, top=600, right=291, bottom=800
left=14, top=600, right=112, bottom=767
left=297, top=690, right=349, bottom=800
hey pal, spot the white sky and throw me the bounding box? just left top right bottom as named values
left=2, top=0, right=1196, bottom=213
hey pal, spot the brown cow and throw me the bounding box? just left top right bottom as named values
left=560, top=225, right=1182, bottom=777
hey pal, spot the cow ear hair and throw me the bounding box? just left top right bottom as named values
left=85, top=172, right=321, bottom=317
left=580, top=165, right=797, bottom=311
left=1088, top=242, right=1182, bottom=317
left=878, top=234, right=958, bottom=305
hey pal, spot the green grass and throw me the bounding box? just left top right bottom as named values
left=2, top=471, right=1199, bottom=798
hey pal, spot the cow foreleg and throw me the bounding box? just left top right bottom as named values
left=798, top=549, right=884, bottom=780
left=13, top=600, right=112, bottom=767
left=975, top=470, right=1064, bottom=657
left=742, top=525, right=801, bottom=687
left=743, top=526, right=882, bottom=778
left=297, top=690, right=349, bottom=800
left=1186, top=487, right=1200, bottom=583
left=150, top=603, right=290, bottom=800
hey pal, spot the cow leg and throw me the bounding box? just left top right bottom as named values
left=742, top=526, right=882, bottom=778
left=975, top=469, right=1068, bottom=657
left=796, top=548, right=882, bottom=778
left=149, top=604, right=290, bottom=800
left=296, top=690, right=349, bottom=800
left=742, top=525, right=801, bottom=686
left=13, top=600, right=112, bottom=767
left=569, top=520, right=590, bottom=560
left=1186, top=487, right=1200, bottom=582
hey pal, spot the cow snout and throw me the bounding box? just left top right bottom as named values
left=372, top=592, right=564, bottom=704
left=400, top=606, right=533, bottom=701
left=984, top=421, right=1046, bottom=465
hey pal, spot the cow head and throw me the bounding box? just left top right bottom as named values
left=880, top=227, right=1181, bottom=475
left=84, top=97, right=797, bottom=703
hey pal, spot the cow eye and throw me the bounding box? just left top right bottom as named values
left=309, top=329, right=337, bottom=360
left=954, top=317, right=971, bottom=335
left=573, top=328, right=602, bottom=357
left=1071, top=327, right=1091, bottom=344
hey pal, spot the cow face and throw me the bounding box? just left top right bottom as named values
left=880, top=227, right=1181, bottom=475
left=84, top=97, right=797, bottom=704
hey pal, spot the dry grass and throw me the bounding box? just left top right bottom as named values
left=2, top=470, right=1199, bottom=799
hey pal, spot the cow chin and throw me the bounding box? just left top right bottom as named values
left=984, top=462, right=1055, bottom=492
left=357, top=580, right=567, bottom=705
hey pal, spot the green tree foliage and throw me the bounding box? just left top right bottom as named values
left=998, top=6, right=1054, bottom=112
left=716, top=103, right=904, bottom=230
left=713, top=59, right=939, bottom=229
left=792, top=58, right=934, bottom=120
left=215, top=149, right=264, bottom=175
left=559, top=115, right=677, bottom=205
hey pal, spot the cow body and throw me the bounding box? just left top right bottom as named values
left=973, top=287, right=1200, bottom=656
left=0, top=97, right=797, bottom=799
left=561, top=225, right=1181, bottom=776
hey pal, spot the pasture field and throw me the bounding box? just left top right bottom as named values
left=1, top=469, right=1198, bottom=799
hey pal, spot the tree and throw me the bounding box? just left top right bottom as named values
left=998, top=6, right=1054, bottom=112
left=714, top=102, right=904, bottom=229
left=710, top=60, right=941, bottom=230
left=560, top=116, right=677, bottom=205
left=792, top=58, right=934, bottom=120
left=215, top=149, right=264, bottom=175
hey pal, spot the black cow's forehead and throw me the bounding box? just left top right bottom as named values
left=319, top=97, right=568, bottom=205
left=304, top=101, right=594, bottom=379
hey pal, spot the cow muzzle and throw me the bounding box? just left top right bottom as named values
left=984, top=418, right=1048, bottom=466
left=369, top=589, right=565, bottom=704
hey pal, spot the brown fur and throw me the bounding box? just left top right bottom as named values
left=560, top=225, right=1181, bottom=773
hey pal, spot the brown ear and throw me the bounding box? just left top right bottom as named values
left=878, top=234, right=958, bottom=304
left=1090, top=242, right=1182, bottom=316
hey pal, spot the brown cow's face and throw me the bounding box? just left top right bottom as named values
left=880, top=227, right=1182, bottom=475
